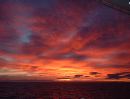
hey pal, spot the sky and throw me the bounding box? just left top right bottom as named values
left=0, top=0, right=130, bottom=82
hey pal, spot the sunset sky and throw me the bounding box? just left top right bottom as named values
left=0, top=0, right=130, bottom=82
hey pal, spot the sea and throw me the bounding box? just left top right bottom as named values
left=0, top=82, right=130, bottom=99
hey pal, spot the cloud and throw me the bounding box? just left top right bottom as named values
left=57, top=77, right=71, bottom=80
left=49, top=52, right=88, bottom=61
left=0, top=68, right=30, bottom=77
left=89, top=72, right=101, bottom=75
left=74, top=75, right=83, bottom=78
left=0, top=0, right=130, bottom=81
left=106, top=72, right=130, bottom=79
left=84, top=76, right=90, bottom=78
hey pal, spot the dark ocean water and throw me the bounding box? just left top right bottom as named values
left=0, top=82, right=130, bottom=99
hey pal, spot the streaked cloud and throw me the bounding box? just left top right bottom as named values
left=0, top=0, right=129, bottom=81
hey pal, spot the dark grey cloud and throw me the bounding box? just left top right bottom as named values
left=89, top=72, right=101, bottom=75
left=95, top=63, right=130, bottom=69
left=106, top=72, right=130, bottom=79
left=52, top=52, right=88, bottom=61
left=57, top=77, right=71, bottom=80
left=74, top=75, right=83, bottom=78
